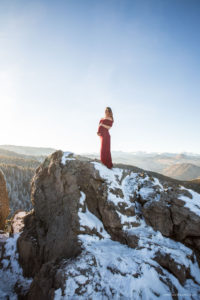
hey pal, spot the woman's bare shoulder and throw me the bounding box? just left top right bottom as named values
left=103, top=117, right=113, bottom=121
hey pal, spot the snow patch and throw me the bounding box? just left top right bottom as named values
left=91, top=162, right=123, bottom=186
left=138, top=186, right=154, bottom=199
left=152, top=177, right=164, bottom=190
left=179, top=186, right=200, bottom=217
left=0, top=233, right=33, bottom=299
left=61, top=151, right=75, bottom=165
left=78, top=191, right=110, bottom=239
left=11, top=211, right=29, bottom=233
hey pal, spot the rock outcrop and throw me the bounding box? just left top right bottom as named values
left=0, top=168, right=9, bottom=230
left=1, top=150, right=200, bottom=299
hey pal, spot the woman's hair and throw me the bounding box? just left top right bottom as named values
left=105, top=107, right=114, bottom=122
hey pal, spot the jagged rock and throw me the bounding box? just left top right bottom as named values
left=27, top=150, right=134, bottom=267
left=142, top=201, right=174, bottom=236
left=141, top=180, right=200, bottom=248
left=2, top=150, right=200, bottom=299
left=27, top=261, right=58, bottom=300
left=0, top=168, right=9, bottom=230
left=153, top=250, right=191, bottom=285
left=17, top=212, right=41, bottom=278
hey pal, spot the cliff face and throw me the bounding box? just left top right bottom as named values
left=1, top=150, right=200, bottom=299
left=0, top=169, right=9, bottom=230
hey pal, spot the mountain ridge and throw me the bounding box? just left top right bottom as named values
left=163, top=163, right=200, bottom=181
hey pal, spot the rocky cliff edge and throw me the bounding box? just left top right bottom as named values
left=1, top=150, right=200, bottom=299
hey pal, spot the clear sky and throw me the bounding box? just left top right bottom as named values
left=0, top=0, right=200, bottom=154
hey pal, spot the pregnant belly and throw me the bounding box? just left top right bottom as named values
left=103, top=129, right=109, bottom=136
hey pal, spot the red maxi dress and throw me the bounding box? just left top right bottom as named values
left=97, top=118, right=114, bottom=169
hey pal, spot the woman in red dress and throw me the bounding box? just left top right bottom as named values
left=97, top=107, right=114, bottom=169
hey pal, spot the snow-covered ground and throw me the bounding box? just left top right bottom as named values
left=0, top=211, right=32, bottom=299
left=55, top=232, right=200, bottom=300
left=0, top=232, right=33, bottom=299
left=54, top=162, right=200, bottom=299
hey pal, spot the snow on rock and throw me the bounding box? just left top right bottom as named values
left=54, top=231, right=200, bottom=299
left=78, top=191, right=110, bottom=239
left=11, top=210, right=29, bottom=234
left=90, top=162, right=166, bottom=230
left=6, top=150, right=199, bottom=299
left=179, top=185, right=200, bottom=217
left=53, top=175, right=200, bottom=299
left=91, top=161, right=165, bottom=204
left=90, top=161, right=200, bottom=244
left=0, top=232, right=33, bottom=299
left=61, top=151, right=75, bottom=165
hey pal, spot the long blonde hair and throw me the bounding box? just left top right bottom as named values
left=105, top=107, right=114, bottom=122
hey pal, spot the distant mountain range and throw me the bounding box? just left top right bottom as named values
left=162, top=163, right=200, bottom=181
left=80, top=150, right=200, bottom=181
left=0, top=144, right=200, bottom=217
left=0, top=145, right=56, bottom=157
left=1, top=145, right=200, bottom=182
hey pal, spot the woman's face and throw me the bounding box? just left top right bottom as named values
left=105, top=110, right=110, bottom=117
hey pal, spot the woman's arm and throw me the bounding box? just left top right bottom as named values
left=100, top=124, right=111, bottom=129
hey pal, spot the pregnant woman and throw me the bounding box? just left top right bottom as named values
left=97, top=107, right=114, bottom=169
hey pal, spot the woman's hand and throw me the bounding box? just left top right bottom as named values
left=101, top=124, right=110, bottom=129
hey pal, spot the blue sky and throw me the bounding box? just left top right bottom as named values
left=0, top=0, right=200, bottom=154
